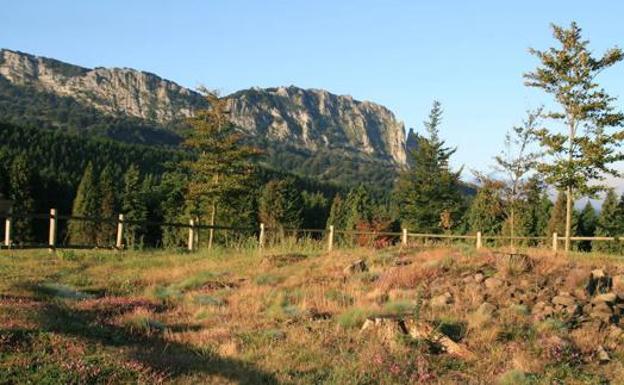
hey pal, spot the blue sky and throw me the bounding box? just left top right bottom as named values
left=2, top=0, right=624, bottom=180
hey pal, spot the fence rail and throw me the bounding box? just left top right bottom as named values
left=0, top=209, right=619, bottom=254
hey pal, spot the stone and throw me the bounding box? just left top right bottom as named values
left=431, top=292, right=453, bottom=308
left=484, top=277, right=503, bottom=290
left=587, top=269, right=612, bottom=295
left=592, top=292, right=617, bottom=305
left=597, top=345, right=610, bottom=363
left=343, top=259, right=368, bottom=275
left=474, top=273, right=485, bottom=283
left=552, top=295, right=577, bottom=307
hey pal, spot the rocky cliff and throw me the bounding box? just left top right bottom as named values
left=0, top=49, right=407, bottom=166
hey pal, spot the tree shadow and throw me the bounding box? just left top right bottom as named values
left=20, top=285, right=280, bottom=385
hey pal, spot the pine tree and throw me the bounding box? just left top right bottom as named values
left=343, top=185, right=373, bottom=231
left=394, top=101, right=463, bottom=233
left=69, top=162, right=100, bottom=245
left=121, top=165, right=148, bottom=248
left=466, top=177, right=506, bottom=235
left=301, top=191, right=329, bottom=230
left=595, top=190, right=620, bottom=253
left=547, top=192, right=567, bottom=238
left=327, top=194, right=346, bottom=229
left=577, top=201, right=597, bottom=251
left=183, top=91, right=259, bottom=248
left=97, top=165, right=117, bottom=246
left=258, top=178, right=303, bottom=235
left=525, top=22, right=624, bottom=252
left=8, top=153, right=37, bottom=243
left=523, top=176, right=552, bottom=238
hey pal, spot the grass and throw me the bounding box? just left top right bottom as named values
left=2, top=245, right=624, bottom=384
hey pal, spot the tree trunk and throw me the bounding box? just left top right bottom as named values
left=208, top=202, right=216, bottom=250
left=565, top=185, right=572, bottom=252
left=510, top=205, right=515, bottom=252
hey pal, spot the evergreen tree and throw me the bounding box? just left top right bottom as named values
left=183, top=91, right=259, bottom=248
left=301, top=191, right=329, bottom=230
left=8, top=153, right=37, bottom=243
left=525, top=22, right=624, bottom=252
left=577, top=201, right=597, bottom=251
left=97, top=165, right=117, bottom=246
left=121, top=165, right=148, bottom=248
left=327, top=194, right=347, bottom=229
left=595, top=190, right=621, bottom=253
left=394, top=101, right=463, bottom=233
left=523, top=176, right=553, bottom=238
left=258, top=178, right=303, bottom=234
left=546, top=192, right=567, bottom=238
left=69, top=162, right=100, bottom=245
left=466, top=177, right=506, bottom=235
left=343, top=185, right=373, bottom=231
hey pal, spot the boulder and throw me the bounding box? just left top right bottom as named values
left=474, top=273, right=485, bottom=283
left=552, top=294, right=577, bottom=308
left=587, top=269, right=612, bottom=296
left=591, top=292, right=617, bottom=305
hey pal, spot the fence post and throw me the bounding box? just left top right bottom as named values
left=116, top=214, right=124, bottom=250
left=188, top=219, right=195, bottom=252
left=402, top=228, right=408, bottom=247
left=328, top=225, right=334, bottom=252
left=48, top=208, right=57, bottom=252
left=476, top=231, right=482, bottom=250
left=4, top=217, right=11, bottom=248
left=552, top=232, right=558, bottom=252
left=259, top=223, right=265, bottom=248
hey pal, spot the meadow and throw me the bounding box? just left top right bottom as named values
left=2, top=241, right=624, bottom=384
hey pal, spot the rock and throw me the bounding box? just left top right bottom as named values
left=343, top=259, right=368, bottom=275
left=360, top=316, right=408, bottom=343
left=431, top=292, right=453, bottom=308
left=484, top=277, right=503, bottom=290
left=552, top=295, right=577, bottom=307
left=597, top=345, right=610, bottom=363
left=591, top=292, right=617, bottom=305
left=587, top=269, right=612, bottom=295
left=613, top=274, right=624, bottom=293
left=404, top=319, right=475, bottom=360
left=474, top=273, right=485, bottom=283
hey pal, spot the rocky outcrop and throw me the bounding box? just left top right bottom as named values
left=0, top=49, right=408, bottom=166
left=0, top=49, right=206, bottom=123
left=226, top=86, right=407, bottom=165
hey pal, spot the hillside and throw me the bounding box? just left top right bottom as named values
left=0, top=49, right=408, bottom=188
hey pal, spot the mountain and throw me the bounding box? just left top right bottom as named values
left=0, top=49, right=408, bottom=188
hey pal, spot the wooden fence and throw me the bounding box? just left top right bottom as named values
left=0, top=209, right=618, bottom=253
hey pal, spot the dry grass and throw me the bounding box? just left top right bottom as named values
left=2, top=245, right=624, bottom=384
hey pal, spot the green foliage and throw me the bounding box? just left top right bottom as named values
left=577, top=201, right=597, bottom=251
left=394, top=101, right=463, bottom=233
left=97, top=165, right=118, bottom=246
left=69, top=163, right=100, bottom=245
left=121, top=165, right=148, bottom=249
left=8, top=153, right=37, bottom=243
left=259, top=178, right=303, bottom=232
left=546, top=192, right=577, bottom=237
left=594, top=190, right=622, bottom=253
left=467, top=178, right=505, bottom=235
left=525, top=22, right=624, bottom=249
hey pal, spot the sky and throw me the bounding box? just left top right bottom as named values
left=2, top=0, right=624, bottom=185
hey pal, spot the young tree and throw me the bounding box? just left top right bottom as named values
left=466, top=176, right=506, bottom=235
left=258, top=178, right=303, bottom=235
left=9, top=153, right=37, bottom=243
left=546, top=192, right=578, bottom=239
left=494, top=109, right=541, bottom=248
left=394, top=101, right=463, bottom=233
left=327, top=194, right=346, bottom=229
left=343, top=185, right=373, bottom=231
left=595, top=190, right=620, bottom=253
left=121, top=164, right=148, bottom=248
left=184, top=90, right=259, bottom=249
left=525, top=22, right=624, bottom=252
left=69, top=162, right=100, bottom=245
left=97, top=165, right=117, bottom=246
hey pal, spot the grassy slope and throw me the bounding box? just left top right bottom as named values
left=2, top=244, right=624, bottom=384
